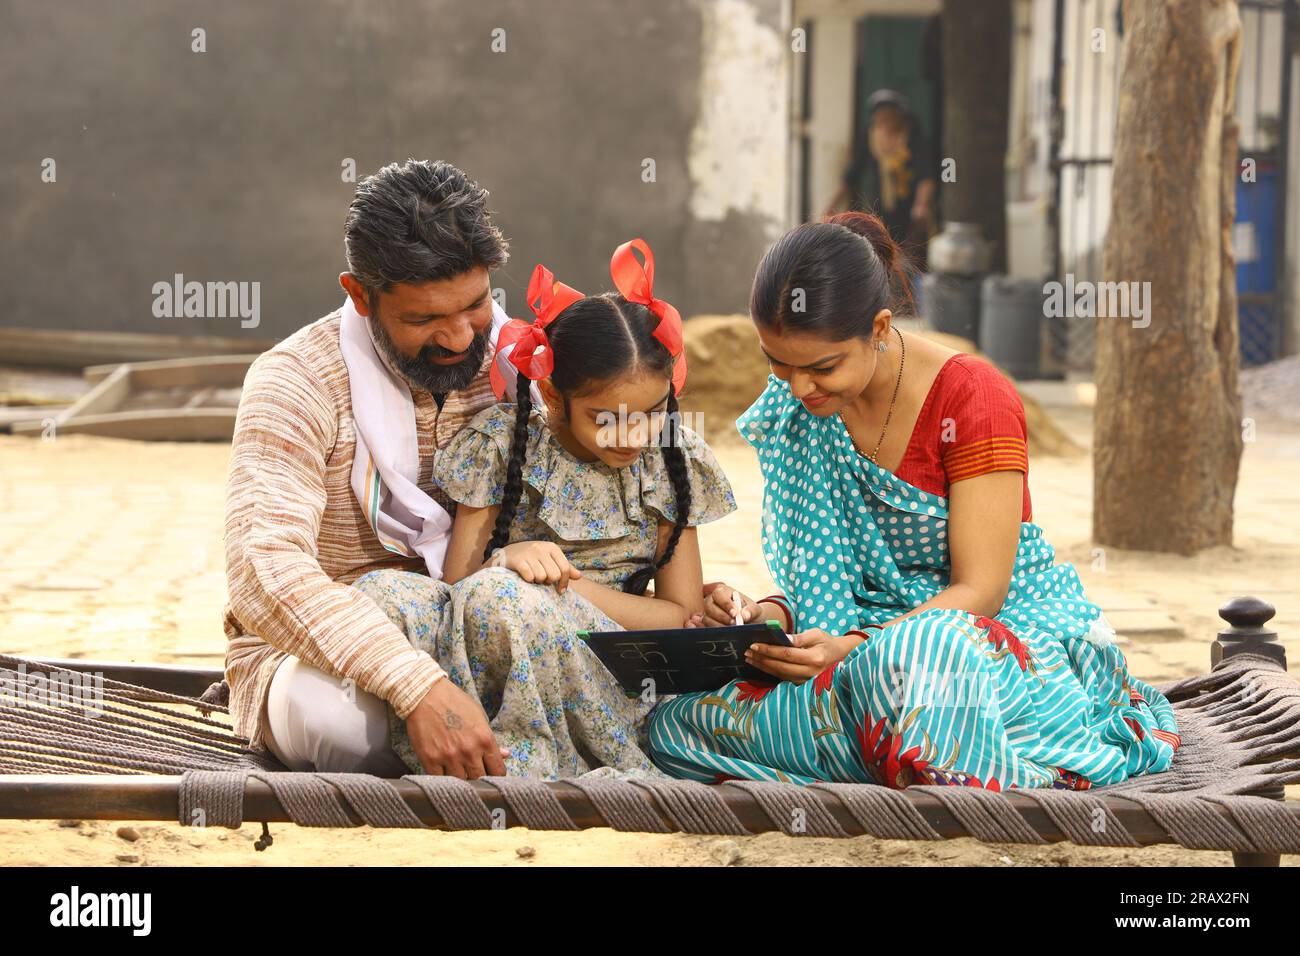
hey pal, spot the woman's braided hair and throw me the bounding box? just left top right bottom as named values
left=482, top=293, right=690, bottom=596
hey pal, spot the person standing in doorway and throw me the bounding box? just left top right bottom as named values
left=826, top=89, right=938, bottom=266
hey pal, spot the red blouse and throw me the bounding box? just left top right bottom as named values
left=893, top=354, right=1033, bottom=521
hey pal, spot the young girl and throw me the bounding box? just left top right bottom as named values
left=356, top=239, right=737, bottom=778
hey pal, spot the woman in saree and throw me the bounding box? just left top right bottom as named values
left=648, top=211, right=1181, bottom=790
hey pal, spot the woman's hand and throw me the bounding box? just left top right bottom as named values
left=499, top=541, right=582, bottom=594
left=745, top=628, right=863, bottom=683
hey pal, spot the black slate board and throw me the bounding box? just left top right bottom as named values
left=578, top=621, right=792, bottom=695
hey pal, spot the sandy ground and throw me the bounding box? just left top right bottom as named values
left=0, top=398, right=1297, bottom=866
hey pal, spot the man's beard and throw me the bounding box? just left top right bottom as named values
left=369, top=312, right=490, bottom=395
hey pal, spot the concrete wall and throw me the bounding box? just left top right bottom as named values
left=0, top=0, right=788, bottom=345
left=1004, top=0, right=1054, bottom=280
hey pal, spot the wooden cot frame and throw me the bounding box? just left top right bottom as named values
left=0, top=597, right=1295, bottom=866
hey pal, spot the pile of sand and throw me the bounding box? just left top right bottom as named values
left=677, top=315, right=773, bottom=443
left=681, top=315, right=1083, bottom=457
left=1241, top=355, right=1300, bottom=422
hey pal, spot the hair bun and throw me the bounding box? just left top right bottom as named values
left=820, top=210, right=915, bottom=314
left=822, top=211, right=898, bottom=271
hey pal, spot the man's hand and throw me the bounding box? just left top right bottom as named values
left=405, top=678, right=506, bottom=779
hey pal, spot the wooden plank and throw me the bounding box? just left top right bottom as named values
left=63, top=363, right=132, bottom=419
left=11, top=656, right=223, bottom=698
left=83, top=354, right=257, bottom=388
left=12, top=408, right=237, bottom=441
left=10, top=356, right=252, bottom=440
left=0, top=405, right=69, bottom=431
left=1107, top=608, right=1185, bottom=640
left=0, top=326, right=276, bottom=371
left=183, top=386, right=216, bottom=409
left=81, top=363, right=119, bottom=385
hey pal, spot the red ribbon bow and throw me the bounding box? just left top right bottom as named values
left=610, top=238, right=688, bottom=394
left=489, top=239, right=688, bottom=399
left=489, top=263, right=584, bottom=400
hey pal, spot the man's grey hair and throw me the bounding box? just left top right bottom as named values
left=344, top=159, right=509, bottom=296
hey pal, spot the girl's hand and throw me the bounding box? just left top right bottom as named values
left=745, top=628, right=862, bottom=683
left=499, top=541, right=582, bottom=594
left=699, top=582, right=763, bottom=627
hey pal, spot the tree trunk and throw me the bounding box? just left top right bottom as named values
left=1093, top=0, right=1243, bottom=554
left=940, top=0, right=1011, bottom=272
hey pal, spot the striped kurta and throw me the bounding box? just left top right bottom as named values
left=222, top=309, right=497, bottom=750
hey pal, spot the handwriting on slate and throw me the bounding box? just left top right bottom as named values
left=699, top=640, right=740, bottom=659
left=609, top=639, right=749, bottom=688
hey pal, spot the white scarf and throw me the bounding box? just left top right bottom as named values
left=339, top=294, right=531, bottom=579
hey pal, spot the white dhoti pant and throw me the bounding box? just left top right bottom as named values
left=263, top=655, right=410, bottom=777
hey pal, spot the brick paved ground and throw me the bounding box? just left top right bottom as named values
left=0, top=410, right=1296, bottom=866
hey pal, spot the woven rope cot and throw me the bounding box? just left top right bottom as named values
left=1, top=597, right=1296, bottom=865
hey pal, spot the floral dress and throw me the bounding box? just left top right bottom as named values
left=354, top=402, right=737, bottom=779
left=648, top=370, right=1181, bottom=790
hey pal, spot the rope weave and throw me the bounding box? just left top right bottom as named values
left=727, top=780, right=850, bottom=837
left=0, top=655, right=279, bottom=776
left=178, top=769, right=246, bottom=829
left=926, top=786, right=1047, bottom=845
left=402, top=776, right=495, bottom=830
left=1018, top=789, right=1138, bottom=847
left=316, top=773, right=426, bottom=828
left=3, top=652, right=1299, bottom=852
left=487, top=777, right=578, bottom=831
left=809, top=782, right=945, bottom=840
left=565, top=778, right=672, bottom=833
left=628, top=779, right=750, bottom=835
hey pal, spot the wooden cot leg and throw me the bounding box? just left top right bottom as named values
left=1214, top=598, right=1285, bottom=868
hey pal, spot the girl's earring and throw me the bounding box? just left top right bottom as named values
left=877, top=340, right=888, bottom=352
